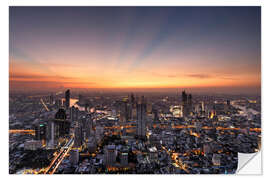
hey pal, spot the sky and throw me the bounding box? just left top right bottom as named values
left=9, top=7, right=261, bottom=94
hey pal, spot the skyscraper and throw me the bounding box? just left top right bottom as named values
left=54, top=108, right=70, bottom=137
left=65, top=89, right=70, bottom=110
left=55, top=99, right=62, bottom=109
left=130, top=93, right=135, bottom=105
left=69, top=149, right=79, bottom=166
left=34, top=123, right=47, bottom=141
left=136, top=96, right=147, bottom=139
left=181, top=91, right=188, bottom=117
left=182, top=91, right=188, bottom=104
left=74, top=125, right=83, bottom=148
left=120, top=100, right=128, bottom=123
left=105, top=145, right=116, bottom=166
left=188, top=94, right=193, bottom=115
left=181, top=90, right=192, bottom=117
left=49, top=94, right=54, bottom=105
left=70, top=106, right=76, bottom=122
left=85, top=113, right=93, bottom=139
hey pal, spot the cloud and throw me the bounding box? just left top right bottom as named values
left=185, top=74, right=212, bottom=79
left=185, top=73, right=238, bottom=80
left=9, top=74, right=75, bottom=80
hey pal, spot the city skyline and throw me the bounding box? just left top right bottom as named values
left=9, top=7, right=261, bottom=94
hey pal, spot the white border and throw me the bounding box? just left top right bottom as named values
left=2, top=0, right=269, bottom=180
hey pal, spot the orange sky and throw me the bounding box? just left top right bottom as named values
left=9, top=7, right=261, bottom=94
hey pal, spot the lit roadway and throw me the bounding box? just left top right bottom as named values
left=161, top=145, right=189, bottom=173
left=44, top=137, right=74, bottom=174
left=9, top=129, right=35, bottom=135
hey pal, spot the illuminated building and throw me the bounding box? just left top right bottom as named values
left=85, top=103, right=89, bottom=112
left=203, top=143, right=212, bottom=155
left=213, top=103, right=225, bottom=115
left=105, top=145, right=116, bottom=166
left=131, top=105, right=137, bottom=121
left=147, top=103, right=152, bottom=114
left=227, top=100, right=231, bottom=106
left=181, top=90, right=193, bottom=117
left=49, top=94, right=54, bottom=105
left=181, top=91, right=188, bottom=117
left=120, top=100, right=128, bottom=123
left=85, top=113, right=93, bottom=138
left=188, top=94, right=193, bottom=114
left=55, top=99, right=62, bottom=109
left=136, top=96, right=147, bottom=139
left=24, top=140, right=42, bottom=150
left=212, top=154, right=221, bottom=166
left=201, top=101, right=205, bottom=112
left=148, top=146, right=158, bottom=162
left=47, top=121, right=56, bottom=149
left=87, top=136, right=96, bottom=153
left=54, top=108, right=70, bottom=137
left=70, top=106, right=76, bottom=122
left=95, top=126, right=104, bottom=143
left=47, top=109, right=70, bottom=149
left=65, top=89, right=70, bottom=110
left=120, top=149, right=129, bottom=166
left=75, top=107, right=79, bottom=121
left=129, top=93, right=135, bottom=105
left=74, top=125, right=83, bottom=148
left=70, top=149, right=79, bottom=166
left=225, top=100, right=231, bottom=113
left=34, top=123, right=47, bottom=141
left=170, top=105, right=182, bottom=118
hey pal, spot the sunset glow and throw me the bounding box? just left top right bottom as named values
left=9, top=7, right=261, bottom=93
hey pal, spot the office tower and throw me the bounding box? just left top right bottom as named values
left=181, top=90, right=192, bottom=117
left=212, top=154, right=221, bottom=166
left=147, top=102, right=152, bottom=114
left=85, top=103, right=89, bottom=112
left=69, top=149, right=79, bottom=166
left=34, top=123, right=47, bottom=141
left=181, top=91, right=188, bottom=117
left=201, top=101, right=205, bottom=113
left=87, top=136, right=96, bottom=153
left=74, top=125, right=83, bottom=148
left=105, top=145, right=116, bottom=166
left=131, top=106, right=137, bottom=121
left=203, top=143, right=212, bottom=155
left=65, top=89, right=70, bottom=110
left=130, top=93, right=135, bottom=105
left=120, top=149, right=129, bottom=166
left=136, top=96, right=147, bottom=139
left=49, top=94, right=54, bottom=105
left=188, top=94, right=192, bottom=114
left=24, top=140, right=42, bottom=150
left=127, top=103, right=132, bottom=122
left=47, top=121, right=56, bottom=149
left=153, top=109, right=159, bottom=122
left=56, top=99, right=62, bottom=109
left=182, top=91, right=188, bottom=104
left=85, top=113, right=93, bottom=138
left=54, top=108, right=70, bottom=137
left=75, top=107, right=79, bottom=121
left=225, top=100, right=231, bottom=113
left=195, top=104, right=200, bottom=114
left=120, top=100, right=128, bottom=123
left=70, top=106, right=76, bottom=121
left=95, top=126, right=104, bottom=143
